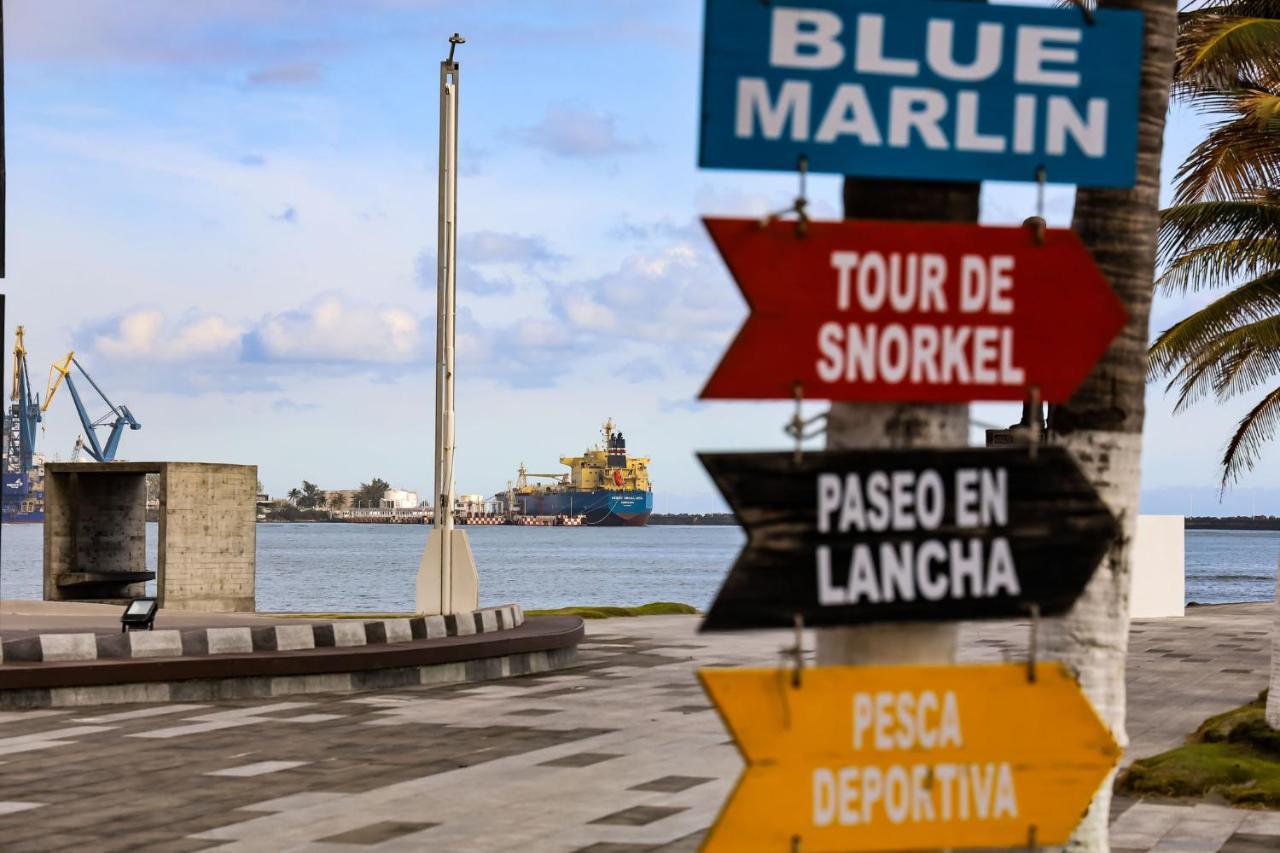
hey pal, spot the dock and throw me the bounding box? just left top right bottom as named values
left=327, top=507, right=587, bottom=526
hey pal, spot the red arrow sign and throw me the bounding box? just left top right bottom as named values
left=700, top=218, right=1125, bottom=403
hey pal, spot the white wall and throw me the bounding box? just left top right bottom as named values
left=381, top=488, right=420, bottom=509
left=1130, top=515, right=1185, bottom=619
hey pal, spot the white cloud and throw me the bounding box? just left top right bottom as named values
left=550, top=237, right=739, bottom=356
left=562, top=294, right=617, bottom=330
left=90, top=309, right=242, bottom=361
left=169, top=315, right=243, bottom=358
left=513, top=105, right=643, bottom=159
left=246, top=295, right=424, bottom=363
left=81, top=297, right=427, bottom=373
left=460, top=230, right=563, bottom=266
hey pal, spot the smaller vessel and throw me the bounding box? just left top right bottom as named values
left=495, top=419, right=654, bottom=526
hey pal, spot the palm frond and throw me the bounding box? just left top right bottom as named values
left=1166, top=346, right=1229, bottom=411
left=1150, top=271, right=1280, bottom=377
left=1158, top=236, right=1280, bottom=291
left=1171, top=95, right=1280, bottom=203
left=1180, top=0, right=1280, bottom=23
left=1155, top=312, right=1280, bottom=411
left=1158, top=195, right=1280, bottom=289
left=1214, top=342, right=1280, bottom=399
left=1177, top=17, right=1280, bottom=91
left=1186, top=86, right=1280, bottom=116
left=1165, top=318, right=1280, bottom=415
left=1220, top=384, right=1280, bottom=487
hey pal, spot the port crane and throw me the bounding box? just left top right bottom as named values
left=43, top=352, right=141, bottom=462
left=8, top=326, right=43, bottom=474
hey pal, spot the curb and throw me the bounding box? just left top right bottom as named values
left=0, top=616, right=584, bottom=708
left=0, top=604, right=523, bottom=665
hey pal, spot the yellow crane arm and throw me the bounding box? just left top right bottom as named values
left=10, top=326, right=25, bottom=402
left=43, top=351, right=75, bottom=413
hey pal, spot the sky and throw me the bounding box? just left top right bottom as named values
left=0, top=0, right=1275, bottom=515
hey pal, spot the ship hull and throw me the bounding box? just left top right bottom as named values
left=511, top=489, right=652, bottom=527
left=2, top=471, right=43, bottom=523
left=1, top=508, right=44, bottom=523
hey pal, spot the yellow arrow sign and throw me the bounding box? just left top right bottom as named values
left=700, top=663, right=1120, bottom=852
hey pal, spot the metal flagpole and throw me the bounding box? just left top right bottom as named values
left=417, top=33, right=478, bottom=616
left=436, top=35, right=463, bottom=609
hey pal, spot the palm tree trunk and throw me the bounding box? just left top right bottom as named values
left=818, top=178, right=978, bottom=667
left=1042, top=0, right=1177, bottom=847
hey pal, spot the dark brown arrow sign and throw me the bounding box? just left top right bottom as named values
left=700, top=447, right=1118, bottom=632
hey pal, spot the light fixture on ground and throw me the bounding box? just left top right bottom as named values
left=121, top=597, right=158, bottom=632
left=416, top=32, right=479, bottom=616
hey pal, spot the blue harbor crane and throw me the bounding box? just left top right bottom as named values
left=43, top=352, right=141, bottom=462
left=3, top=326, right=47, bottom=522
left=9, top=326, right=42, bottom=473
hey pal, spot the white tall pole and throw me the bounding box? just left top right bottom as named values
left=436, top=36, right=462, bottom=608
left=418, top=33, right=478, bottom=616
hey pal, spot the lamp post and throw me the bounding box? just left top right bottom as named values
left=416, top=34, right=478, bottom=615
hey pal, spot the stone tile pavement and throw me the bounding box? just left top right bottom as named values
left=0, top=603, right=1274, bottom=852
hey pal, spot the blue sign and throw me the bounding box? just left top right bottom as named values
left=699, top=0, right=1143, bottom=186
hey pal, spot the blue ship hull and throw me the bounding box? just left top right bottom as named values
left=2, top=471, right=44, bottom=523
left=512, top=489, right=652, bottom=526
left=1, top=507, right=44, bottom=523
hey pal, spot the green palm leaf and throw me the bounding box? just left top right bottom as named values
left=1171, top=91, right=1280, bottom=203
left=1220, top=384, right=1280, bottom=486
left=1150, top=270, right=1280, bottom=376
left=1157, top=0, right=1280, bottom=487
left=1159, top=236, right=1280, bottom=291
left=1165, top=344, right=1230, bottom=411
left=1155, top=311, right=1280, bottom=411
left=1177, top=17, right=1280, bottom=91
left=1158, top=194, right=1280, bottom=290
left=1181, top=0, right=1280, bottom=22
left=1213, top=341, right=1280, bottom=399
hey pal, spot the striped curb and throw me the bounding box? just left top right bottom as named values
left=0, top=642, right=579, bottom=709
left=0, top=604, right=523, bottom=665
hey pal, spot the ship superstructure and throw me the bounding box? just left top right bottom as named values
left=495, top=419, right=654, bottom=526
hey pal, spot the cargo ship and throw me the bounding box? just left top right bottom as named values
left=494, top=420, right=653, bottom=526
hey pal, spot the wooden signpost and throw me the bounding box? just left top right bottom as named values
left=692, top=3, right=1133, bottom=848
left=700, top=663, right=1122, bottom=852
left=699, top=217, right=1126, bottom=403
left=699, top=447, right=1117, bottom=631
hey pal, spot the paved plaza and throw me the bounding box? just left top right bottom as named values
left=0, top=604, right=1276, bottom=852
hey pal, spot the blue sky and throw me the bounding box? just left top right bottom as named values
left=2, top=0, right=1274, bottom=514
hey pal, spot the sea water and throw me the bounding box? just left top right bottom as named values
left=0, top=523, right=1274, bottom=613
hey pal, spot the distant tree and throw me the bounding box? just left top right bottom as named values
left=256, top=478, right=265, bottom=494
left=328, top=492, right=347, bottom=510
left=356, top=477, right=390, bottom=508
left=298, top=480, right=325, bottom=509
left=287, top=487, right=302, bottom=505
